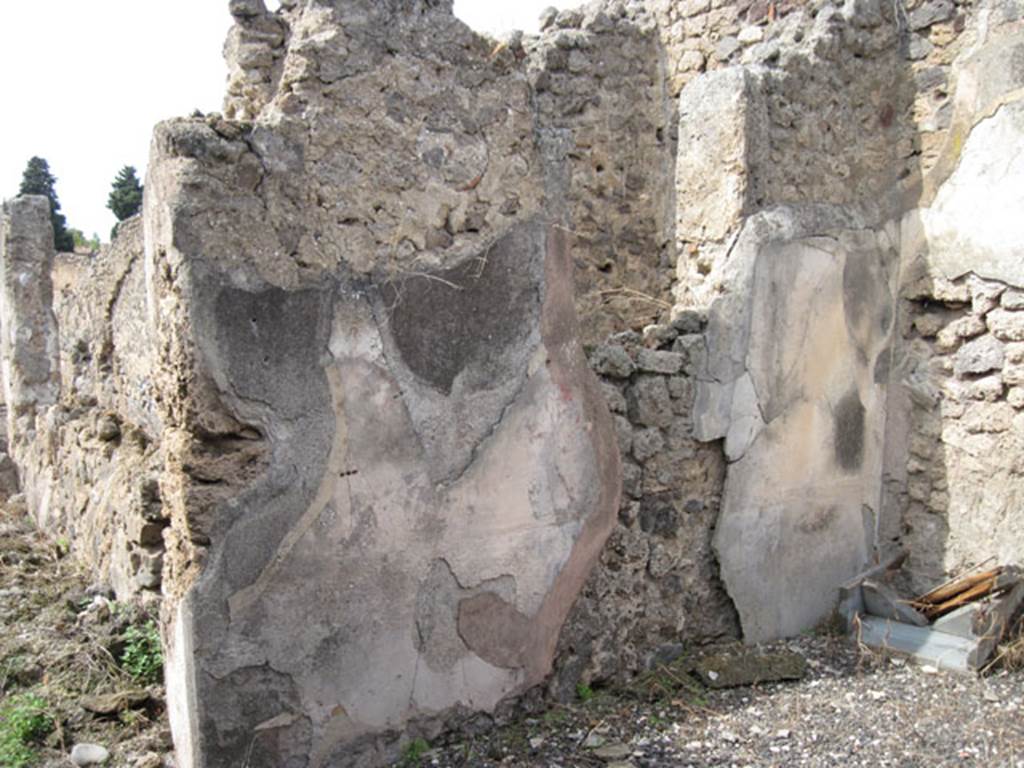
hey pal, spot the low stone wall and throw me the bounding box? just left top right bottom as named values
left=553, top=315, right=737, bottom=695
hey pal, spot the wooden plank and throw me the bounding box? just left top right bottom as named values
left=921, top=576, right=999, bottom=620
left=915, top=567, right=1000, bottom=606
left=855, top=615, right=977, bottom=673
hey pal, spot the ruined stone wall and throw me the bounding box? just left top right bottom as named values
left=553, top=317, right=737, bottom=693
left=882, top=3, right=1024, bottom=591
left=673, top=0, right=915, bottom=309
left=669, top=0, right=1024, bottom=640
left=0, top=1, right=1022, bottom=766
left=0, top=204, right=166, bottom=599
left=886, top=275, right=1024, bottom=592
left=528, top=3, right=678, bottom=344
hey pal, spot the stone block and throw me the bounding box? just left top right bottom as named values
left=601, top=382, right=627, bottom=413
left=675, top=334, right=708, bottom=376
left=965, top=375, right=1005, bottom=402
left=621, top=461, right=642, bottom=499
left=988, top=308, right=1024, bottom=341
left=632, top=426, right=665, bottom=462
left=627, top=375, right=675, bottom=428
left=953, top=334, right=1004, bottom=377
left=909, top=0, right=954, bottom=30
left=970, top=276, right=1005, bottom=315
left=0, top=197, right=59, bottom=416
left=591, top=345, right=636, bottom=378
left=670, top=310, right=706, bottom=334
left=962, top=402, right=1016, bottom=433
left=675, top=68, right=764, bottom=242
left=1004, top=361, right=1024, bottom=387
left=615, top=414, right=634, bottom=456
left=635, top=349, right=684, bottom=374
left=1002, top=289, right=1024, bottom=310
left=1009, top=387, right=1024, bottom=409
left=642, top=323, right=678, bottom=349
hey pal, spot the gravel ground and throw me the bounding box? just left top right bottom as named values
left=420, top=635, right=1024, bottom=768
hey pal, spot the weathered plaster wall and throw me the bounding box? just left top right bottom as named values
left=695, top=206, right=900, bottom=640
left=674, top=0, right=1024, bottom=639
left=671, top=0, right=911, bottom=640
left=146, top=2, right=621, bottom=766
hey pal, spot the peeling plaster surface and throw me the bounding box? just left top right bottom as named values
left=698, top=211, right=897, bottom=641
left=910, top=101, right=1024, bottom=288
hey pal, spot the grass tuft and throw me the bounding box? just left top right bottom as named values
left=0, top=692, right=54, bottom=768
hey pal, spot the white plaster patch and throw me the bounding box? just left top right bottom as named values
left=915, top=101, right=1024, bottom=287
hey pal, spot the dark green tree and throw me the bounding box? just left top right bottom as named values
left=107, top=165, right=143, bottom=223
left=18, top=156, right=74, bottom=252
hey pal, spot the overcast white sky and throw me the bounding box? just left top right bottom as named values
left=0, top=0, right=576, bottom=242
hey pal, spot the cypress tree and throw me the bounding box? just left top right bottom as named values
left=18, top=156, right=75, bottom=252
left=107, top=166, right=144, bottom=225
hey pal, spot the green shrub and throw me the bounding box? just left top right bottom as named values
left=0, top=692, right=53, bottom=768
left=121, top=620, right=163, bottom=685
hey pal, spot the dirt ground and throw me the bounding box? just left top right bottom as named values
left=1, top=503, right=1022, bottom=768
left=0, top=505, right=170, bottom=768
